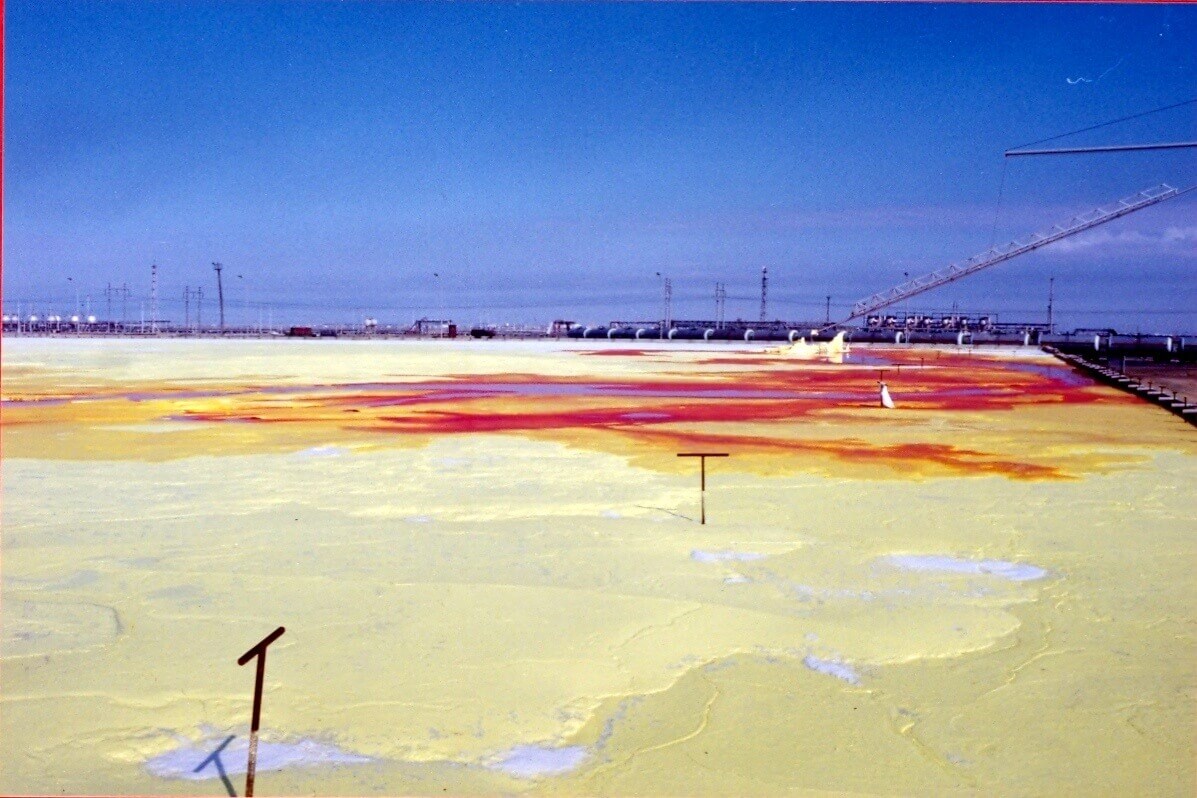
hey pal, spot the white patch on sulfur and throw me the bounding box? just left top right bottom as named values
left=146, top=735, right=372, bottom=780
left=104, top=422, right=214, bottom=434
left=885, top=554, right=1047, bottom=582
left=802, top=655, right=861, bottom=685
left=294, top=445, right=347, bottom=458
left=691, top=549, right=765, bottom=564
left=489, top=745, right=588, bottom=778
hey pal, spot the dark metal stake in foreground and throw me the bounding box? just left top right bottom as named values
left=238, top=626, right=285, bottom=797
left=677, top=453, right=729, bottom=524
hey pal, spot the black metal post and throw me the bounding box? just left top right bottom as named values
left=678, top=453, right=729, bottom=525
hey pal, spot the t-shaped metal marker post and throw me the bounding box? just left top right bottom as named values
left=677, top=452, right=729, bottom=524
left=237, top=626, right=285, bottom=797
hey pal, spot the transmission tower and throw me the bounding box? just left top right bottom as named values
left=714, top=282, right=727, bottom=329
left=150, top=264, right=159, bottom=334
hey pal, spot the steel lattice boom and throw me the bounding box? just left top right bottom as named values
left=845, top=183, right=1188, bottom=322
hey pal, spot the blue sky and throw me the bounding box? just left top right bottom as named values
left=4, top=2, right=1195, bottom=331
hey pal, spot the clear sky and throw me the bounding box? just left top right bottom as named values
left=4, top=2, right=1195, bottom=331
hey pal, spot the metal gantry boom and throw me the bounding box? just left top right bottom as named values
left=1006, top=141, right=1197, bottom=157
left=845, top=183, right=1189, bottom=322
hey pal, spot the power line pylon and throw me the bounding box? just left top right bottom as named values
left=759, top=267, right=768, bottom=323
left=150, top=264, right=159, bottom=334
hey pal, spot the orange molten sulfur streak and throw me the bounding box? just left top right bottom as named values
left=1, top=347, right=1144, bottom=481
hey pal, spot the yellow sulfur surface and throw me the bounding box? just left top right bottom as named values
left=1, top=337, right=1194, bottom=796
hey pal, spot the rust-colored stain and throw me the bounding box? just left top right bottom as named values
left=617, top=427, right=1069, bottom=481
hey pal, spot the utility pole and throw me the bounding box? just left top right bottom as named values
left=119, top=283, right=130, bottom=325
left=150, top=264, right=159, bottom=334
left=106, top=283, right=112, bottom=320
left=663, top=277, right=672, bottom=337
left=184, top=287, right=191, bottom=330
left=759, top=267, right=768, bottom=323
left=197, top=286, right=204, bottom=331
left=654, top=272, right=669, bottom=338
left=825, top=295, right=831, bottom=325
left=1047, top=277, right=1055, bottom=333
left=213, top=262, right=225, bottom=331
left=238, top=273, right=248, bottom=332
left=432, top=272, right=444, bottom=331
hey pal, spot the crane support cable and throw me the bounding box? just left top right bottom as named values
left=1006, top=141, right=1197, bottom=157
left=843, top=183, right=1193, bottom=323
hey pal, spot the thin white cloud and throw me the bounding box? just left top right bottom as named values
left=1065, top=56, right=1124, bottom=86
left=1096, top=56, right=1125, bottom=81
left=1050, top=225, right=1197, bottom=255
